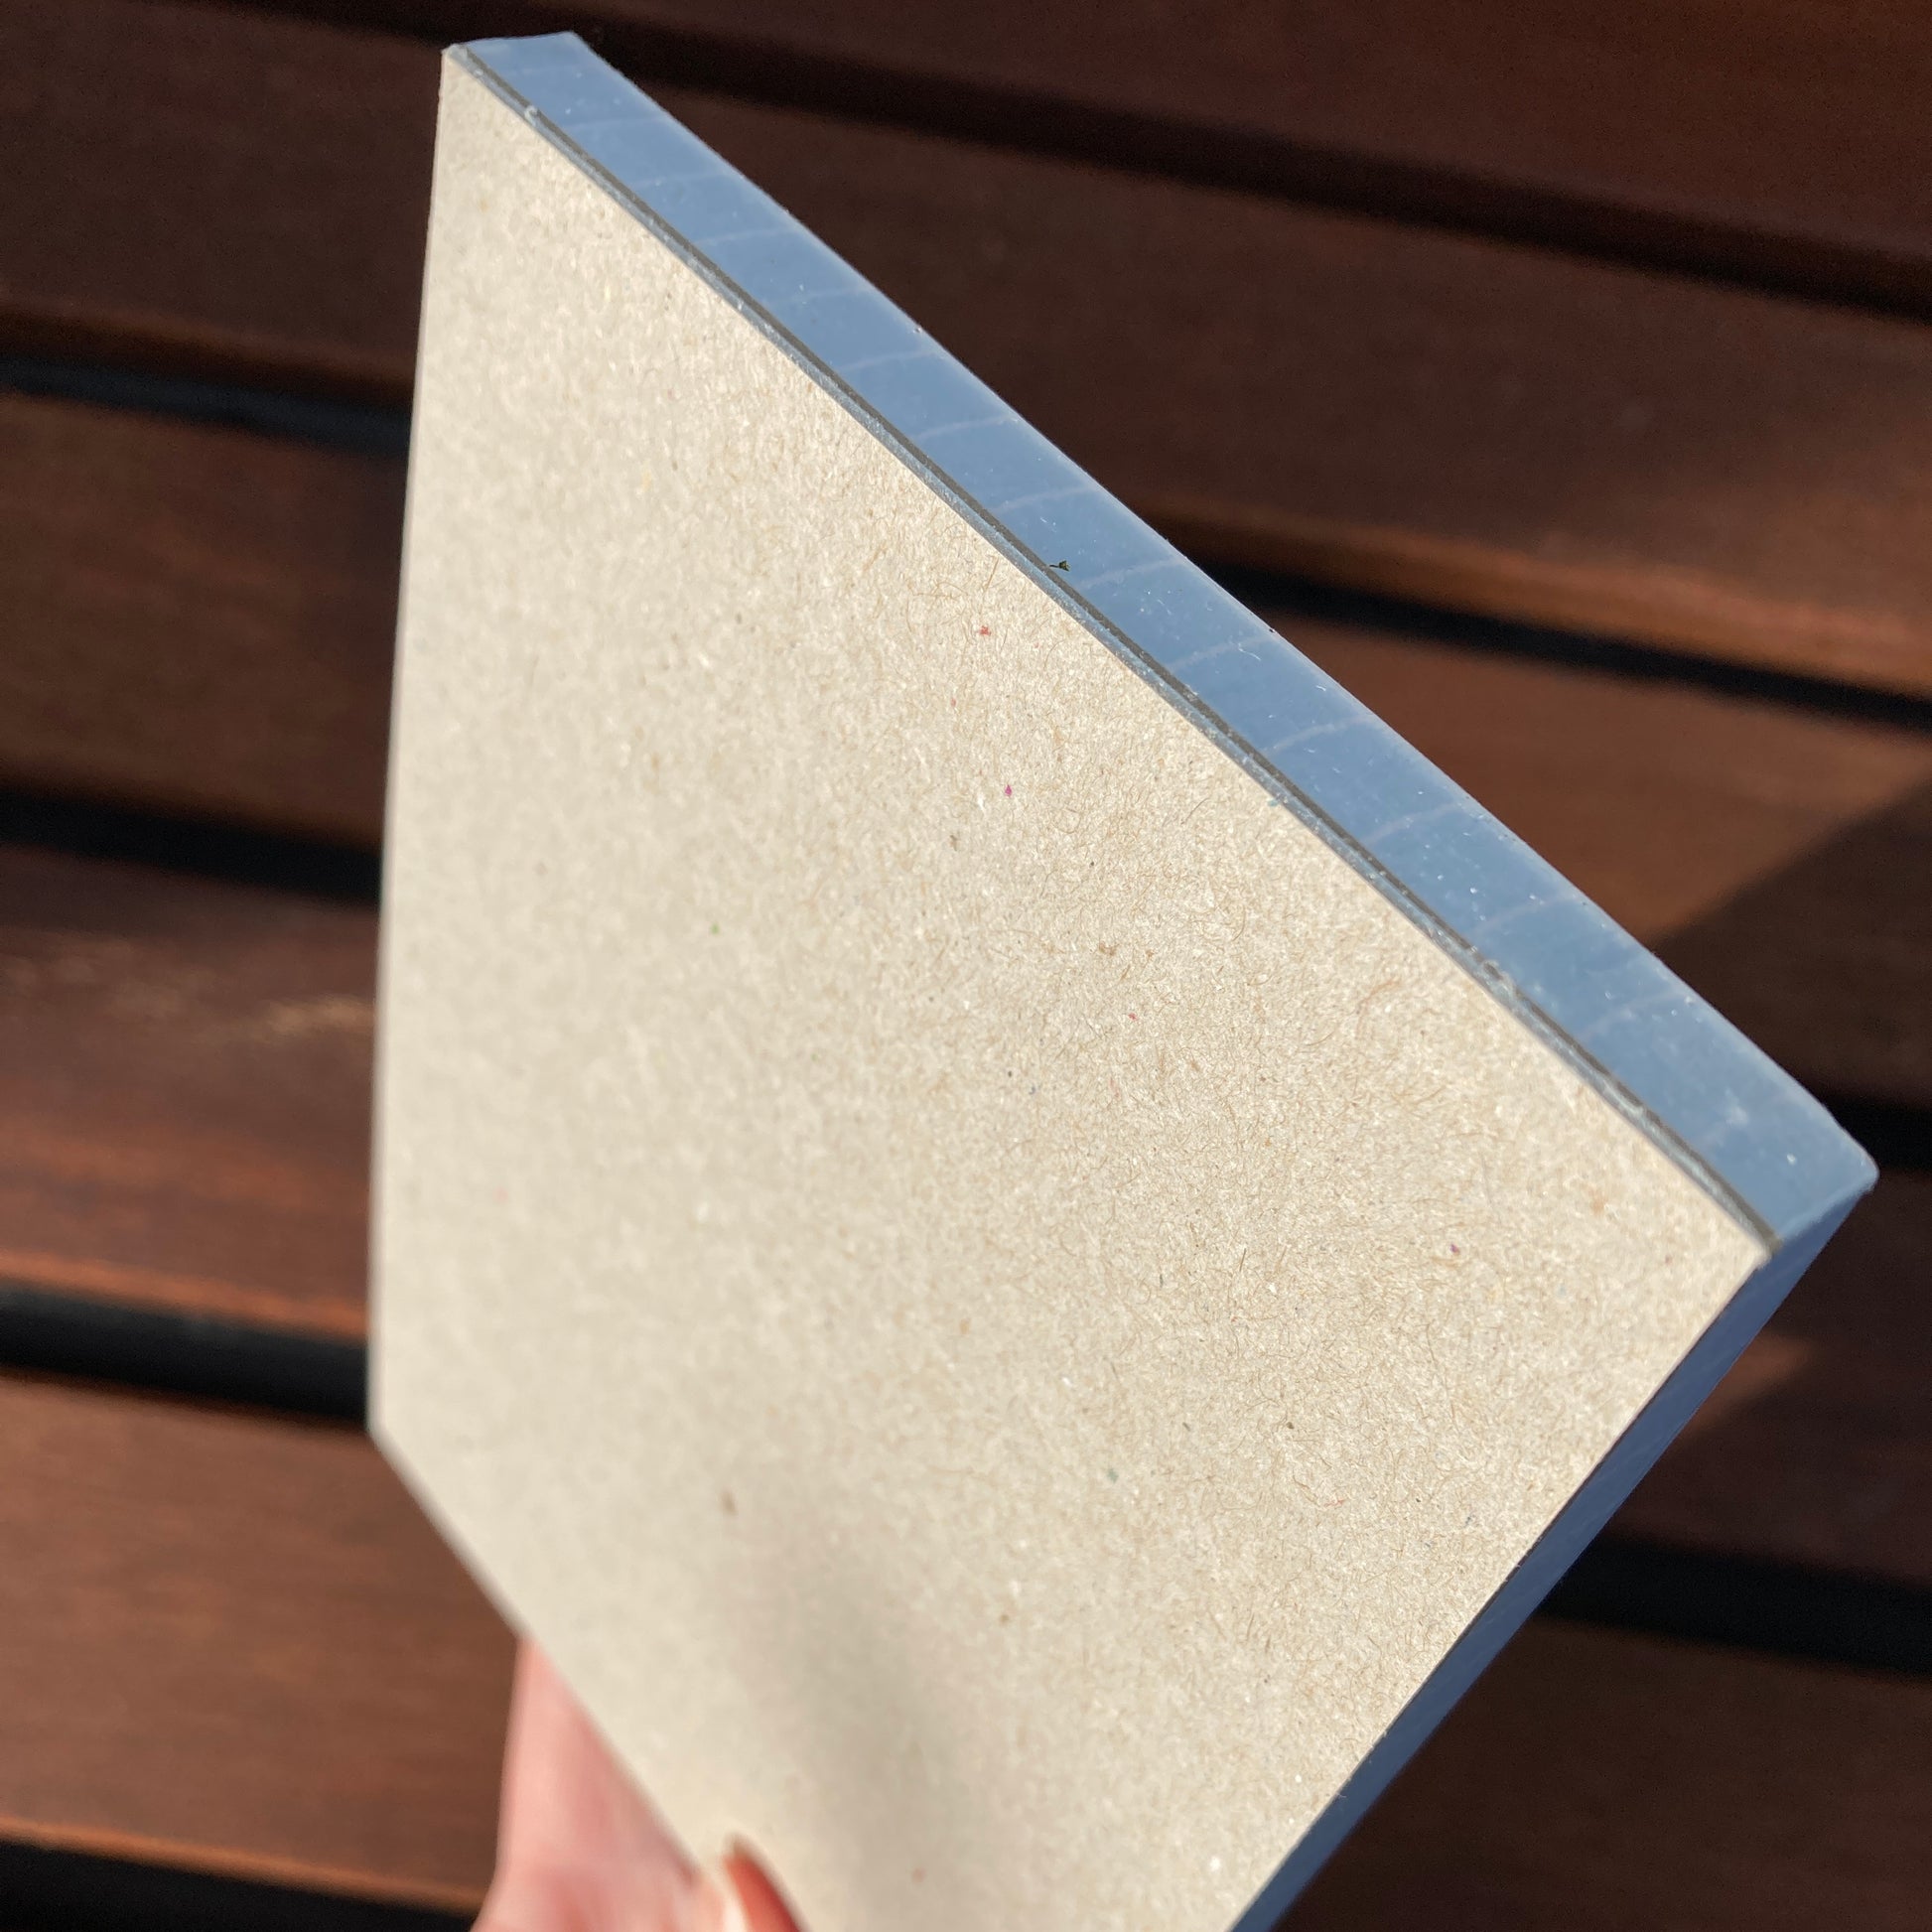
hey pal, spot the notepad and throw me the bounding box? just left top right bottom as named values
left=373, top=36, right=1872, bottom=1932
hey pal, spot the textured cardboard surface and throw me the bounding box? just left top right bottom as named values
left=375, top=60, right=1774, bottom=1932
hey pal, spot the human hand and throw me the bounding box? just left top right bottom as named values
left=476, top=1642, right=804, bottom=1932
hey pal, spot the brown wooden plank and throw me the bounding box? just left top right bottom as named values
left=4, top=621, right=1924, bottom=1350
left=1658, top=781, right=1932, bottom=1117
left=0, top=0, right=434, bottom=403
left=0, top=390, right=398, bottom=845
left=246, top=0, right=1932, bottom=318
left=668, top=91, right=1932, bottom=697
left=0, top=846, right=373, bottom=1342
left=15, top=378, right=1931, bottom=908
left=13, top=6, right=1932, bottom=694
left=1623, top=1172, right=1932, bottom=1591
left=1285, top=616, right=1932, bottom=1112
left=1285, top=1617, right=1932, bottom=1930
left=3, top=1365, right=1927, bottom=1928
left=0, top=1370, right=508, bottom=1909
left=4, top=1370, right=1923, bottom=1928
left=1283, top=618, right=1932, bottom=952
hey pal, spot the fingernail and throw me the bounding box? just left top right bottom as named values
left=697, top=1845, right=802, bottom=1932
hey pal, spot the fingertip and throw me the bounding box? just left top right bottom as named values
left=697, top=1843, right=805, bottom=1932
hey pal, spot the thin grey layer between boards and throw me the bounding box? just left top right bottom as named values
left=455, top=31, right=1870, bottom=1249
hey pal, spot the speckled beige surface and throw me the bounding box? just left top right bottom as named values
left=374, top=60, right=1766, bottom=1932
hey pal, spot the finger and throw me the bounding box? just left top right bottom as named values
left=480, top=1641, right=698, bottom=1932
left=695, top=1844, right=807, bottom=1932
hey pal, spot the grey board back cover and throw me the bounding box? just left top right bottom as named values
left=373, top=33, right=1874, bottom=1932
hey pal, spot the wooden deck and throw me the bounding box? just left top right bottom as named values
left=2, top=2, right=1927, bottom=1923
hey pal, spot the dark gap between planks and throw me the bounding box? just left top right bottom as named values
left=0, top=356, right=410, bottom=458
left=1545, top=1541, right=1932, bottom=1678
left=0, top=1285, right=366, bottom=1423
left=0, top=792, right=381, bottom=903
left=1818, top=1098, right=1932, bottom=1174
left=1215, top=570, right=1932, bottom=736
left=0, top=1840, right=468, bottom=1932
